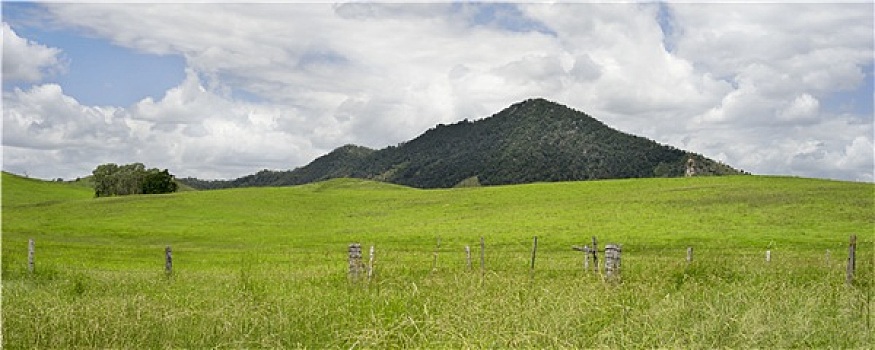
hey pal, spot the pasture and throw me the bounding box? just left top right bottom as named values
left=2, top=172, right=873, bottom=348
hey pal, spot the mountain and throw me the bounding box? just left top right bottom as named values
left=180, top=98, right=745, bottom=189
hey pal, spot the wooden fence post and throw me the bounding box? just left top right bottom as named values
left=583, top=246, right=590, bottom=272
left=847, top=234, right=857, bottom=285
left=367, top=245, right=375, bottom=282
left=572, top=245, right=590, bottom=273
left=591, top=236, right=599, bottom=274
left=28, top=239, right=35, bottom=274
left=686, top=247, right=693, bottom=264
left=530, top=236, right=538, bottom=273
left=605, top=244, right=621, bottom=280
left=165, top=246, right=172, bottom=276
left=348, top=243, right=362, bottom=281
left=465, top=245, right=472, bottom=271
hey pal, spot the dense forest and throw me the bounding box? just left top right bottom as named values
left=180, top=98, right=745, bottom=189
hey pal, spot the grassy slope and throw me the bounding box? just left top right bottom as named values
left=4, top=175, right=870, bottom=264
left=1, top=172, right=94, bottom=206
left=0, top=172, right=193, bottom=206
left=2, top=175, right=873, bottom=348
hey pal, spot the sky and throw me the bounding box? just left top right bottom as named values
left=2, top=1, right=873, bottom=182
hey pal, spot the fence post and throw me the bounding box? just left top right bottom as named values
left=465, top=245, right=472, bottom=271
left=847, top=234, right=857, bottom=285
left=165, top=246, right=173, bottom=276
left=766, top=250, right=771, bottom=263
left=348, top=243, right=362, bottom=281
left=367, top=245, right=375, bottom=282
left=591, top=236, right=599, bottom=274
left=530, top=236, right=538, bottom=273
left=28, top=239, right=35, bottom=274
left=583, top=246, right=590, bottom=272
left=572, top=245, right=590, bottom=273
left=686, top=247, right=693, bottom=264
left=605, top=244, right=621, bottom=280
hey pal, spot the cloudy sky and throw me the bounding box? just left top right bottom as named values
left=3, top=2, right=873, bottom=182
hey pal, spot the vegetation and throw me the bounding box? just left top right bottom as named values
left=92, top=163, right=178, bottom=197
left=2, top=171, right=872, bottom=348
left=180, top=99, right=746, bottom=190
left=179, top=145, right=376, bottom=190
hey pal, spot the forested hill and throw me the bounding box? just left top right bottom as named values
left=180, top=98, right=745, bottom=189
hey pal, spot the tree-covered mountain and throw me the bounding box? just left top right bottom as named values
left=180, top=98, right=745, bottom=189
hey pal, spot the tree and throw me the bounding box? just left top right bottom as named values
left=142, top=169, right=178, bottom=194
left=93, top=163, right=119, bottom=197
left=92, top=163, right=178, bottom=197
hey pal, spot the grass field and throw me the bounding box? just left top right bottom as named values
left=2, top=172, right=873, bottom=348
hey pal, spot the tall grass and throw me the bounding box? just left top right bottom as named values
left=3, top=248, right=871, bottom=348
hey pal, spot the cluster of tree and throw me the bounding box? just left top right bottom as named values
left=92, top=163, right=178, bottom=197
left=179, top=98, right=747, bottom=190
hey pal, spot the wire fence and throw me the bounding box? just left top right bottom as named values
left=6, top=235, right=869, bottom=286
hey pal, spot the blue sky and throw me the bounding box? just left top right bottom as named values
left=3, top=2, right=873, bottom=182
left=3, top=2, right=185, bottom=107
left=10, top=29, right=186, bottom=107
left=822, top=64, right=874, bottom=116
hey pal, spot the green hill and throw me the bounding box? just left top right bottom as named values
left=3, top=175, right=869, bottom=264
left=1, top=172, right=94, bottom=207
left=1, top=172, right=196, bottom=201
left=180, top=98, right=745, bottom=189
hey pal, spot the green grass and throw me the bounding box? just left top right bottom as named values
left=1, top=172, right=94, bottom=207
left=2, top=173, right=873, bottom=348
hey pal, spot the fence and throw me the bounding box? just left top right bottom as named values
left=17, top=234, right=863, bottom=286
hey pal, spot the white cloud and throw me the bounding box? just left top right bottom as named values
left=2, top=3, right=872, bottom=182
left=2, top=84, right=132, bottom=178
left=664, top=3, right=873, bottom=181
left=2, top=22, right=66, bottom=82
left=131, top=69, right=233, bottom=128
left=2, top=84, right=129, bottom=150
left=2, top=78, right=318, bottom=180
left=778, top=94, right=820, bottom=122
left=520, top=3, right=733, bottom=120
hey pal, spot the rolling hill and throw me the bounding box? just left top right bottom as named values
left=1, top=172, right=94, bottom=207
left=180, top=98, right=745, bottom=189
left=3, top=169, right=872, bottom=348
